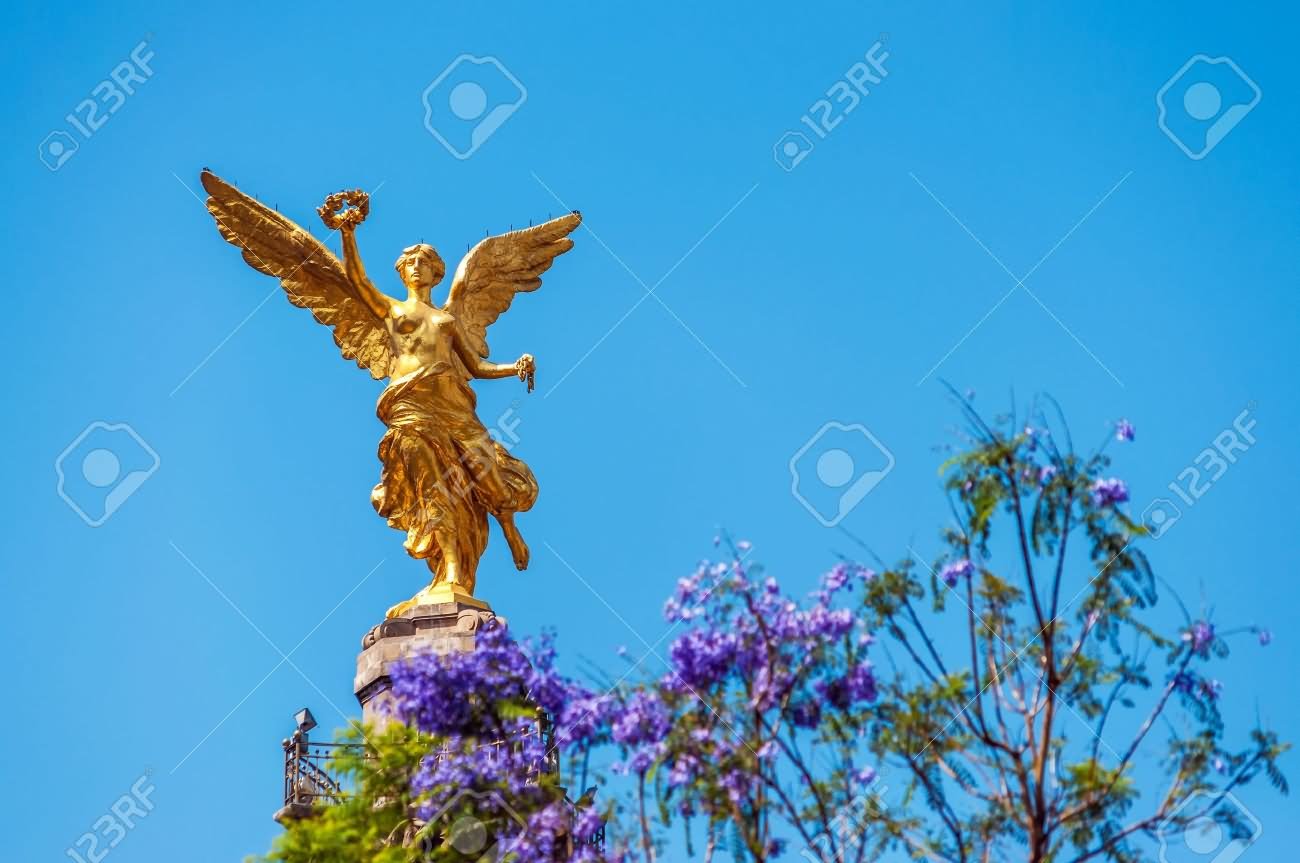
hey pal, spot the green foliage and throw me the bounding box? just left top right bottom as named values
left=255, top=724, right=430, bottom=863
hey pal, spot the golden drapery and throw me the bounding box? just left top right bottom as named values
left=371, top=362, right=537, bottom=595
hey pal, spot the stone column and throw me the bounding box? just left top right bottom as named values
left=354, top=590, right=499, bottom=728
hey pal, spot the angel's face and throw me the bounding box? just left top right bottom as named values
left=400, top=254, right=441, bottom=296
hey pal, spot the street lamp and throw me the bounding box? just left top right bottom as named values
left=294, top=707, right=317, bottom=734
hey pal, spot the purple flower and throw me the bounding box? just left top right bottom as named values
left=669, top=628, right=739, bottom=689
left=790, top=700, right=822, bottom=728
left=845, top=662, right=877, bottom=702
left=1023, top=426, right=1038, bottom=452
left=1171, top=670, right=1222, bottom=701
left=1090, top=477, right=1130, bottom=508
left=618, top=748, right=654, bottom=775
left=390, top=623, right=540, bottom=737
left=1258, top=629, right=1272, bottom=646
left=611, top=691, right=670, bottom=746
left=388, top=623, right=627, bottom=858
left=1039, top=464, right=1058, bottom=485
left=1115, top=419, right=1136, bottom=442
left=816, top=662, right=877, bottom=710
left=719, top=767, right=748, bottom=804
left=822, top=563, right=851, bottom=592
left=1184, top=621, right=1215, bottom=655
left=667, top=754, right=699, bottom=788
left=940, top=558, right=975, bottom=588
left=853, top=766, right=877, bottom=786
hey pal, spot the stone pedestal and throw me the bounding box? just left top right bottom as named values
left=354, top=593, right=499, bottom=728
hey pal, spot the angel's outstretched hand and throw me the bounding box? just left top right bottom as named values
left=516, top=354, right=536, bottom=393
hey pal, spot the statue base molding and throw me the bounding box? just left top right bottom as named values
left=385, top=583, right=490, bottom=618
left=355, top=598, right=500, bottom=727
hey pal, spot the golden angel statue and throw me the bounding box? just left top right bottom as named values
left=200, top=170, right=581, bottom=617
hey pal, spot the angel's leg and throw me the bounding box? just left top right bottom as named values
left=459, top=430, right=533, bottom=570
left=388, top=539, right=465, bottom=617
left=496, top=511, right=530, bottom=571
left=428, top=524, right=461, bottom=586
left=470, top=448, right=530, bottom=570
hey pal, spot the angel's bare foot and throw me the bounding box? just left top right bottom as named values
left=442, top=562, right=461, bottom=587
left=435, top=535, right=462, bottom=586
left=385, top=577, right=458, bottom=618
left=498, top=513, right=530, bottom=570
left=386, top=594, right=420, bottom=619
left=511, top=540, right=529, bottom=570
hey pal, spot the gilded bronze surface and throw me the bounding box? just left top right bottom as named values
left=200, top=170, right=580, bottom=616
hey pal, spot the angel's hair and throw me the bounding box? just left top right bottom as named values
left=394, top=243, right=446, bottom=282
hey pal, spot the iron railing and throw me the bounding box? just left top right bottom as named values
left=280, top=730, right=348, bottom=815
left=276, top=712, right=602, bottom=848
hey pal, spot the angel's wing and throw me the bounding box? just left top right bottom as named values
left=200, top=169, right=393, bottom=379
left=444, top=212, right=582, bottom=357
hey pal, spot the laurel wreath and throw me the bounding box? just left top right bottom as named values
left=317, top=189, right=370, bottom=230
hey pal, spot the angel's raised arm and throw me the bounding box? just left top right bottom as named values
left=338, top=227, right=392, bottom=321
left=200, top=170, right=395, bottom=380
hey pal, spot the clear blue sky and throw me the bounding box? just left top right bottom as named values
left=4, top=1, right=1297, bottom=861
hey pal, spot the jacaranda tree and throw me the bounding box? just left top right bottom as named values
left=798, top=396, right=1286, bottom=863
left=258, top=397, right=1286, bottom=863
